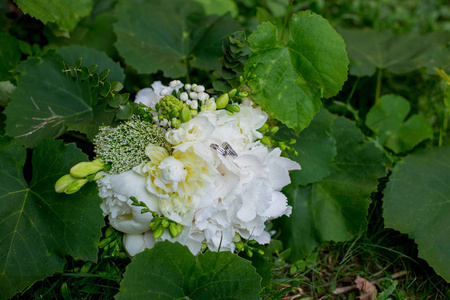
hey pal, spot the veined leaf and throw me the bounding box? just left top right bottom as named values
left=276, top=107, right=337, bottom=186
left=14, top=0, right=93, bottom=34
left=114, top=0, right=241, bottom=78
left=282, top=117, right=388, bottom=260
left=339, top=29, right=450, bottom=76
left=0, top=33, right=20, bottom=81
left=0, top=138, right=104, bottom=299
left=117, top=241, right=261, bottom=299
left=384, top=146, right=450, bottom=282
left=245, top=12, right=348, bottom=133
left=366, top=94, right=433, bottom=153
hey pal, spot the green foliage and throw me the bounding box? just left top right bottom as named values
left=0, top=33, right=20, bottom=81
left=245, top=11, right=348, bottom=133
left=0, top=137, right=103, bottom=299
left=282, top=116, right=388, bottom=260
left=116, top=241, right=262, bottom=299
left=276, top=107, right=337, bottom=186
left=0, top=80, right=15, bottom=107
left=114, top=0, right=241, bottom=78
left=383, top=146, right=450, bottom=282
left=366, top=94, right=434, bottom=153
left=339, top=28, right=450, bottom=76
left=4, top=45, right=123, bottom=146
left=193, top=0, right=238, bottom=17
left=14, top=0, right=93, bottom=35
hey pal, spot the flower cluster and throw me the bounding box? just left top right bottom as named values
left=95, top=81, right=301, bottom=256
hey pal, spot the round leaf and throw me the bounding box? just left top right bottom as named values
left=0, top=33, right=20, bottom=81
left=384, top=146, right=450, bottom=282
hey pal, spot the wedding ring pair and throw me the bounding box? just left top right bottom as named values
left=210, top=142, right=238, bottom=158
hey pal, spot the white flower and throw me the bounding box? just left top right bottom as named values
left=134, top=81, right=168, bottom=109
left=195, top=85, right=205, bottom=93
left=185, top=84, right=192, bottom=91
left=189, top=100, right=198, bottom=110
left=169, top=80, right=184, bottom=92
left=180, top=92, right=189, bottom=101
left=198, top=91, right=209, bottom=102
left=189, top=92, right=198, bottom=100
left=160, top=87, right=173, bottom=96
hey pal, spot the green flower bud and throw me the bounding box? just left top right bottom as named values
left=245, top=248, right=253, bottom=257
left=180, top=106, right=191, bottom=123
left=257, top=123, right=269, bottom=132
left=105, top=227, right=115, bottom=238
left=172, top=118, right=181, bottom=128
left=93, top=172, right=105, bottom=180
left=261, top=136, right=271, bottom=145
left=64, top=178, right=87, bottom=194
left=228, top=89, right=237, bottom=98
left=269, top=126, right=279, bottom=135
left=190, top=109, right=198, bottom=117
left=170, top=108, right=179, bottom=118
left=70, top=162, right=103, bottom=178
left=153, top=226, right=165, bottom=239
left=238, top=91, right=248, bottom=97
left=216, top=93, right=229, bottom=109
left=257, top=249, right=265, bottom=256
left=232, top=232, right=241, bottom=243
left=289, top=138, right=296, bottom=145
left=161, top=219, right=170, bottom=228
left=150, top=219, right=162, bottom=231
left=278, top=142, right=286, bottom=151
left=55, top=174, right=78, bottom=193
left=226, top=104, right=240, bottom=113
left=235, top=241, right=244, bottom=251
left=169, top=222, right=178, bottom=237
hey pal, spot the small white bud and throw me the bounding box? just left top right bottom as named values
left=186, top=99, right=192, bottom=105
left=189, top=100, right=198, bottom=110
left=180, top=92, right=189, bottom=101
left=185, top=84, right=191, bottom=91
left=191, top=84, right=198, bottom=91
left=196, top=85, right=205, bottom=93
left=169, top=80, right=184, bottom=91
left=189, top=92, right=198, bottom=100
left=198, top=91, right=208, bottom=102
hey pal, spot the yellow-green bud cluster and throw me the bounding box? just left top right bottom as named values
left=130, top=196, right=183, bottom=239
left=98, top=226, right=126, bottom=259
left=257, top=123, right=298, bottom=155
left=155, top=95, right=195, bottom=128
left=233, top=233, right=264, bottom=257
left=55, top=159, right=107, bottom=194
left=94, top=116, right=169, bottom=174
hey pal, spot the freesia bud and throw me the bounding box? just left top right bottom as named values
left=64, top=178, right=87, bottom=194
left=261, top=136, right=271, bottom=145
left=269, top=126, right=279, bottom=134
left=153, top=226, right=164, bottom=239
left=257, top=123, right=269, bottom=132
left=55, top=174, right=78, bottom=193
left=238, top=92, right=248, bottom=97
left=226, top=104, right=240, bottom=113
left=180, top=106, right=191, bottom=123
left=216, top=93, right=229, bottom=109
left=169, top=222, right=178, bottom=237
left=70, top=162, right=103, bottom=178
left=228, top=89, right=237, bottom=98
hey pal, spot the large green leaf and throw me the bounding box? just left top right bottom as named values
left=14, top=0, right=93, bottom=34
left=276, top=107, right=337, bottom=186
left=0, top=138, right=104, bottom=299
left=366, top=94, right=433, bottom=153
left=4, top=46, right=119, bottom=147
left=114, top=0, right=241, bottom=78
left=116, top=241, right=261, bottom=299
left=383, top=146, right=450, bottom=282
left=245, top=12, right=348, bottom=133
left=339, top=29, right=450, bottom=76
left=282, top=117, right=388, bottom=260
left=0, top=33, right=20, bottom=81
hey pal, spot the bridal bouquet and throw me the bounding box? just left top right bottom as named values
left=55, top=80, right=301, bottom=257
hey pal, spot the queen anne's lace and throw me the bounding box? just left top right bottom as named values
left=97, top=84, right=301, bottom=256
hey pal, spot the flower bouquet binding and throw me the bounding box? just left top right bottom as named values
left=56, top=79, right=301, bottom=257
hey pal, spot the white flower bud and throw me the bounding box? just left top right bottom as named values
left=186, top=100, right=192, bottom=105
left=196, top=85, right=205, bottom=93
left=180, top=92, right=189, bottom=101
left=191, top=84, right=198, bottom=91
left=189, top=100, right=198, bottom=110
left=189, top=92, right=198, bottom=100
left=198, top=91, right=208, bottom=102
left=169, top=80, right=184, bottom=91
left=185, top=84, right=191, bottom=91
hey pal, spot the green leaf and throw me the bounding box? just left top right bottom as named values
left=4, top=54, right=93, bottom=147
left=116, top=105, right=132, bottom=120
left=117, top=241, right=261, bottom=299
left=14, top=0, right=93, bottom=34
left=0, top=138, right=103, bottom=299
left=338, top=29, right=450, bottom=76
left=282, top=117, right=388, bottom=260
left=114, top=0, right=241, bottom=78
left=193, top=0, right=238, bottom=17
left=383, top=146, right=450, bottom=282
left=0, top=81, right=15, bottom=107
left=56, top=45, right=125, bottom=83
left=245, top=11, right=348, bottom=133
left=0, top=33, right=20, bottom=81
left=276, top=107, right=337, bottom=186
left=366, top=94, right=433, bottom=153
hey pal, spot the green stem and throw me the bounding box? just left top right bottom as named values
left=375, top=68, right=383, bottom=105
left=184, top=57, right=191, bottom=84
left=439, top=106, right=449, bottom=147
left=281, top=0, right=294, bottom=41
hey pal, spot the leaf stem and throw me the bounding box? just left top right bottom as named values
left=281, top=0, right=294, bottom=41
left=375, top=68, right=383, bottom=105
left=184, top=57, right=191, bottom=84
